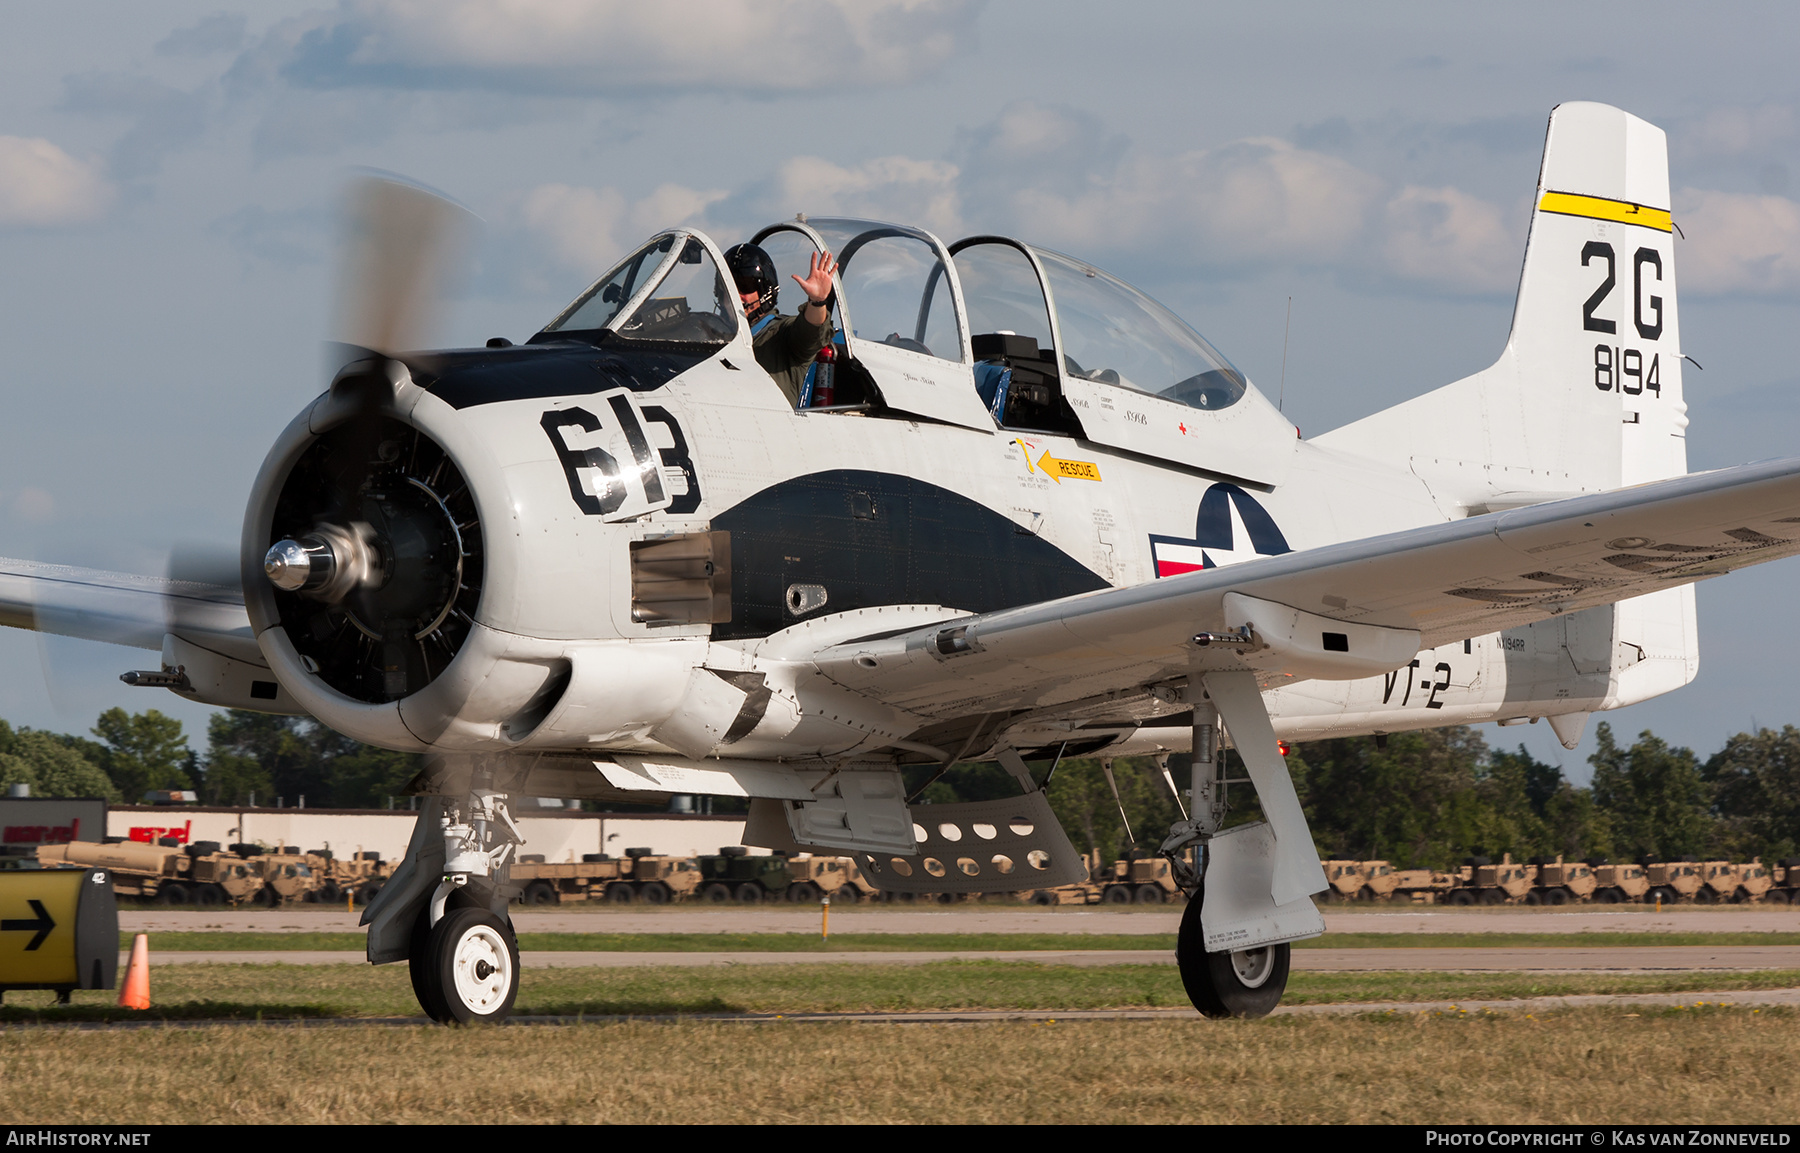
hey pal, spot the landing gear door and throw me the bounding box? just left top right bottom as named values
left=802, top=219, right=996, bottom=433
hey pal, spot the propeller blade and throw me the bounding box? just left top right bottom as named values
left=332, top=175, right=475, bottom=358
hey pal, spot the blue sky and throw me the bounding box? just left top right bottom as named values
left=2, top=1, right=1798, bottom=780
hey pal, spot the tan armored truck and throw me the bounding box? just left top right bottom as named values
left=1642, top=859, right=1703, bottom=904
left=1449, top=854, right=1537, bottom=905
left=1771, top=860, right=1800, bottom=905
left=786, top=855, right=877, bottom=903
left=1098, top=854, right=1182, bottom=904
left=1322, top=860, right=1366, bottom=901
left=37, top=839, right=263, bottom=905
left=1589, top=860, right=1650, bottom=903
left=1526, top=857, right=1598, bottom=905
left=1387, top=867, right=1459, bottom=903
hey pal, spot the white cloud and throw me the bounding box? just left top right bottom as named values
left=520, top=181, right=727, bottom=274
left=771, top=155, right=963, bottom=235
left=997, top=136, right=1384, bottom=269
left=1675, top=187, right=1800, bottom=296
left=268, top=0, right=979, bottom=94
left=1381, top=184, right=1520, bottom=293
left=0, top=137, right=113, bottom=227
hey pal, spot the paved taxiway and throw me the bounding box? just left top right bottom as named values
left=120, top=907, right=1800, bottom=935
left=133, top=945, right=1800, bottom=970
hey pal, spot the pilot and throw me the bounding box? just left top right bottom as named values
left=724, top=242, right=837, bottom=405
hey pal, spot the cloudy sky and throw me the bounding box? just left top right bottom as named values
left=2, top=1, right=1797, bottom=780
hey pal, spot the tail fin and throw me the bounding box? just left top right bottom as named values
left=1317, top=101, right=1688, bottom=506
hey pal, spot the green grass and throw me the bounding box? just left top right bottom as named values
left=123, top=929, right=1800, bottom=952
left=11, top=961, right=1800, bottom=1024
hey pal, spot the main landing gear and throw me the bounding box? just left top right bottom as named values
left=1157, top=671, right=1326, bottom=1020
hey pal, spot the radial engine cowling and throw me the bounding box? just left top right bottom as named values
left=242, top=374, right=570, bottom=753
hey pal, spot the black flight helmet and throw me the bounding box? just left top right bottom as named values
left=724, top=243, right=779, bottom=322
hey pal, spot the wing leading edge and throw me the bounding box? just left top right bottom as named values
left=0, top=556, right=255, bottom=662
left=801, top=457, right=1800, bottom=720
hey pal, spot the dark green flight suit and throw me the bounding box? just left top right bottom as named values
left=752, top=310, right=831, bottom=406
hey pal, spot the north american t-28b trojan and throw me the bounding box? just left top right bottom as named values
left=5, top=103, right=1798, bottom=1022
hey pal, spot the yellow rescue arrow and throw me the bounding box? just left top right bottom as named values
left=1016, top=439, right=1101, bottom=483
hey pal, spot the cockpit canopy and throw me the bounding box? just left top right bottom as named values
left=535, top=218, right=1293, bottom=485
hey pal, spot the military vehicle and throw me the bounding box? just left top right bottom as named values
left=1098, top=853, right=1182, bottom=904
left=1526, top=857, right=1598, bottom=904
left=37, top=839, right=263, bottom=904
left=1643, top=859, right=1703, bottom=904
left=697, top=846, right=791, bottom=903
left=1321, top=860, right=1366, bottom=901
left=785, top=854, right=875, bottom=903
left=1589, top=860, right=1650, bottom=903
left=1449, top=854, right=1536, bottom=905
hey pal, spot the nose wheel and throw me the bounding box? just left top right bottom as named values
left=410, top=906, right=520, bottom=1024
left=1175, top=884, right=1291, bottom=1019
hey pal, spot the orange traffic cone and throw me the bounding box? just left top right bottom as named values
left=118, top=932, right=150, bottom=1009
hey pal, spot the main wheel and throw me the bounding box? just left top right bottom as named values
left=1175, top=885, right=1290, bottom=1019
left=408, top=907, right=449, bottom=1022
left=427, top=907, right=520, bottom=1025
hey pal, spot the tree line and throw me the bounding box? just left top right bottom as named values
left=0, top=709, right=423, bottom=809
left=5, top=708, right=1798, bottom=869
left=946, top=721, right=1800, bottom=870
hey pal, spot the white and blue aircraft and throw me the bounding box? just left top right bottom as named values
left=4, top=102, right=1796, bottom=1022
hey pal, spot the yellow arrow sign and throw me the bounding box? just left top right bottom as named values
left=1017, top=440, right=1102, bottom=483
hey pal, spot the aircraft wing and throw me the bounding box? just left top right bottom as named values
left=0, top=556, right=257, bottom=663
left=800, top=457, right=1800, bottom=721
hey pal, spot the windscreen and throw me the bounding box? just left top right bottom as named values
left=543, top=234, right=677, bottom=333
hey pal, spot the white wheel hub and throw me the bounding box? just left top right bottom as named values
left=1229, top=946, right=1274, bottom=989
left=450, top=923, right=514, bottom=1014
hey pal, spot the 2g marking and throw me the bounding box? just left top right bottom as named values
left=1581, top=241, right=1663, bottom=340
left=1382, top=658, right=1453, bottom=709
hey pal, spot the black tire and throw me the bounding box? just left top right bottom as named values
left=1523, top=890, right=1544, bottom=906
left=1546, top=888, right=1570, bottom=906
left=1028, top=890, right=1056, bottom=906
left=1133, top=884, right=1166, bottom=905
left=1596, top=888, right=1622, bottom=904
left=1448, top=890, right=1475, bottom=906
left=154, top=883, right=189, bottom=905
left=1479, top=889, right=1506, bottom=906
left=194, top=883, right=224, bottom=907
left=186, top=841, right=222, bottom=857
left=1694, top=887, right=1717, bottom=904
left=427, top=907, right=521, bottom=1025
left=703, top=882, right=733, bottom=903
left=834, top=884, right=862, bottom=903
left=1766, top=889, right=1792, bottom=905
left=787, top=881, right=822, bottom=904
left=1101, top=885, right=1133, bottom=905
left=524, top=881, right=558, bottom=906
left=1175, top=882, right=1290, bottom=1019
left=639, top=881, right=672, bottom=905
left=251, top=884, right=279, bottom=907
left=605, top=883, right=635, bottom=904
left=735, top=882, right=764, bottom=904
left=356, top=881, right=383, bottom=906
left=1355, top=886, right=1378, bottom=903
left=409, top=906, right=449, bottom=1021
